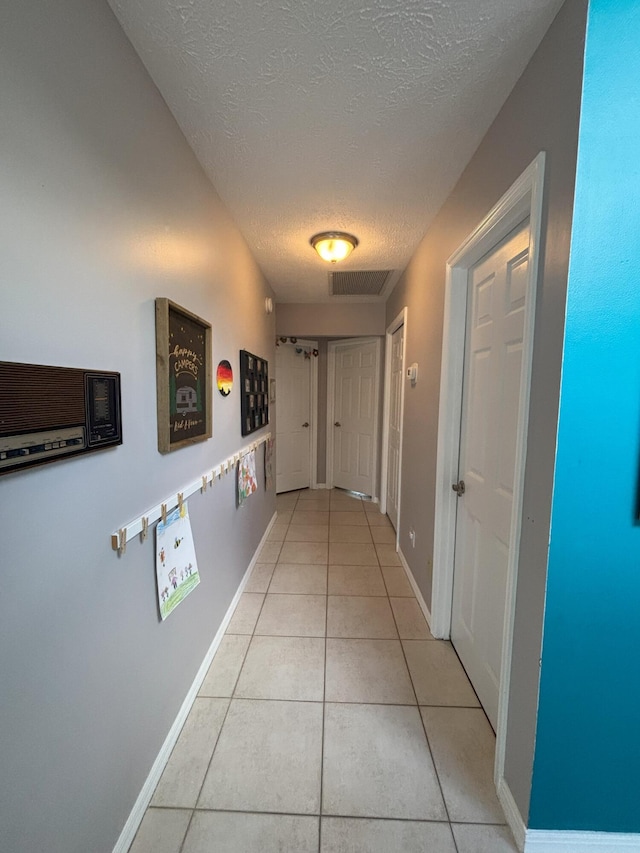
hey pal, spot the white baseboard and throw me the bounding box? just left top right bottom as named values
left=389, top=555, right=640, bottom=853
left=497, top=776, right=526, bottom=851
left=494, top=777, right=640, bottom=853
left=397, top=548, right=432, bottom=628
left=112, top=511, right=278, bottom=853
left=525, top=830, right=640, bottom=851
left=314, top=483, right=327, bottom=490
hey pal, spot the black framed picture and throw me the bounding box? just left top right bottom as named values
left=240, top=349, right=269, bottom=436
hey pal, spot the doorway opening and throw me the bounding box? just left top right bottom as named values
left=431, top=153, right=545, bottom=789
left=380, top=308, right=407, bottom=539
left=275, top=338, right=318, bottom=493
left=326, top=337, right=382, bottom=499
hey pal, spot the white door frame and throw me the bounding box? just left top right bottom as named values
left=380, top=308, right=408, bottom=543
left=431, top=152, right=545, bottom=789
left=326, top=336, right=382, bottom=496
left=276, top=338, right=319, bottom=490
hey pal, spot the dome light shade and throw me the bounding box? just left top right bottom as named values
left=310, top=231, right=358, bottom=263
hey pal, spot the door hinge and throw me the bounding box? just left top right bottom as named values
left=452, top=479, right=466, bottom=496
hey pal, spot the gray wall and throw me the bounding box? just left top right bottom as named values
left=386, top=0, right=588, bottom=822
left=276, top=302, right=386, bottom=337
left=0, top=3, right=275, bottom=852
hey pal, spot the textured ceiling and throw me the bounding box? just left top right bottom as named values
left=108, top=0, right=564, bottom=302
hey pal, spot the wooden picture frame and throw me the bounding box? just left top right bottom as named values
left=240, top=349, right=269, bottom=436
left=155, top=298, right=212, bottom=453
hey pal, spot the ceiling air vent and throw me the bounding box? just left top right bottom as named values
left=329, top=270, right=392, bottom=296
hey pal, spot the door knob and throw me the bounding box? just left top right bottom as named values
left=334, top=421, right=341, bottom=427
left=302, top=422, right=309, bottom=428
left=452, top=479, right=466, bottom=496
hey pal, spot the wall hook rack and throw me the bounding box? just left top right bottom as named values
left=110, top=432, right=271, bottom=552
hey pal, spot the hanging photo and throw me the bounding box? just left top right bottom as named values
left=264, top=437, right=274, bottom=491
left=237, top=449, right=258, bottom=506
left=155, top=503, right=200, bottom=621
left=216, top=360, right=233, bottom=397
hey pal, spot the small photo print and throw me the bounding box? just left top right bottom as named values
left=245, top=378, right=251, bottom=393
left=257, top=360, right=262, bottom=372
left=249, top=394, right=255, bottom=408
left=261, top=381, right=265, bottom=393
left=253, top=379, right=258, bottom=392
left=246, top=417, right=251, bottom=432
left=247, top=356, right=254, bottom=370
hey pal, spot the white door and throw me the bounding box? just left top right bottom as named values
left=276, top=343, right=311, bottom=493
left=386, top=324, right=404, bottom=530
left=331, top=338, right=380, bottom=497
left=451, top=219, right=530, bottom=730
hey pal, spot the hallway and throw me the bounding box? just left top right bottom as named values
left=130, top=489, right=517, bottom=853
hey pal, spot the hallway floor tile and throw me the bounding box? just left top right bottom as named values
left=325, top=638, right=415, bottom=704
left=128, top=489, right=517, bottom=853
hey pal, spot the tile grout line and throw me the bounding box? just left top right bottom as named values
left=174, top=495, right=299, bottom=852
left=271, top=491, right=322, bottom=853
left=392, top=600, right=460, bottom=852
left=161, top=492, right=484, bottom=850
left=181, top=491, right=467, bottom=851
left=175, top=697, right=232, bottom=852
left=151, top=802, right=508, bottom=828
left=380, top=519, right=460, bottom=851
left=171, top=495, right=303, bottom=853
left=190, top=695, right=482, bottom=709
left=174, top=808, right=194, bottom=853
left=318, top=525, right=329, bottom=853
left=151, top=493, right=504, bottom=850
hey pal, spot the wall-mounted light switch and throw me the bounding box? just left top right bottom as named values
left=407, top=363, right=418, bottom=385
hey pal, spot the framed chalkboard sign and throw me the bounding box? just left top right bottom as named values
left=155, top=298, right=212, bottom=453
left=240, top=349, right=269, bottom=436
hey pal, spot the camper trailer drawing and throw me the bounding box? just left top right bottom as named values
left=176, top=386, right=197, bottom=414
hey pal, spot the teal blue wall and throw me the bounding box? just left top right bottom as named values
left=529, top=0, right=640, bottom=832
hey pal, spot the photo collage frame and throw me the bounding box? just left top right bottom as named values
left=240, top=349, right=269, bottom=436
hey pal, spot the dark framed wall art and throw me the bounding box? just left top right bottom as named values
left=240, top=349, right=269, bottom=436
left=155, top=298, right=212, bottom=453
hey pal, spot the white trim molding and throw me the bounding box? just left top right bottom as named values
left=430, top=152, right=546, bottom=806
left=497, top=776, right=527, bottom=851
left=112, top=511, right=278, bottom=853
left=466, top=772, right=640, bottom=853
left=524, top=831, right=640, bottom=852
left=380, top=307, right=408, bottom=546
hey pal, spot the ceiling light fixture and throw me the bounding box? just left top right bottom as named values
left=310, top=231, right=358, bottom=263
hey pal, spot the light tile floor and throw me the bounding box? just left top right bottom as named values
left=129, top=489, right=518, bottom=853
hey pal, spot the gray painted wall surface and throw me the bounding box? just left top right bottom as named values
left=385, top=0, right=587, bottom=822
left=276, top=302, right=386, bottom=337
left=0, top=3, right=275, bottom=852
